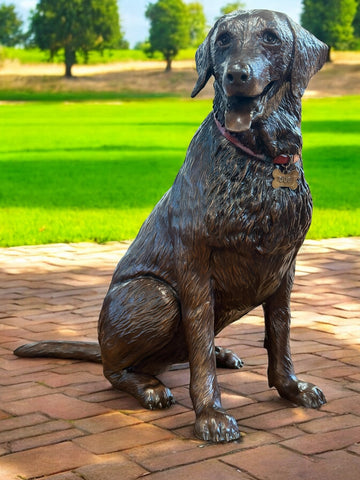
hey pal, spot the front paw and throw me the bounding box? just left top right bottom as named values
left=277, top=379, right=326, bottom=408
left=194, top=407, right=241, bottom=443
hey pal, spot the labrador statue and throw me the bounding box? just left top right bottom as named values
left=15, top=10, right=329, bottom=443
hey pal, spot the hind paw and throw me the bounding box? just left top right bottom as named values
left=142, top=384, right=175, bottom=410
left=215, top=346, right=244, bottom=369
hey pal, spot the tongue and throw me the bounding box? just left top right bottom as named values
left=225, top=108, right=252, bottom=132
left=225, top=97, right=256, bottom=132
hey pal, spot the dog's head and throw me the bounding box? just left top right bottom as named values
left=192, top=10, right=328, bottom=134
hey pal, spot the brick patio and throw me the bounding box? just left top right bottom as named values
left=0, top=238, right=359, bottom=479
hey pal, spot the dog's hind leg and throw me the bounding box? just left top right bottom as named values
left=98, top=277, right=180, bottom=409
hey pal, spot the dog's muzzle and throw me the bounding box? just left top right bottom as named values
left=223, top=62, right=272, bottom=133
left=224, top=63, right=257, bottom=97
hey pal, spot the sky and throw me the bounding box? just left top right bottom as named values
left=13, top=0, right=303, bottom=48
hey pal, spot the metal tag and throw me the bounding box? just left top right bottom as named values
left=272, top=167, right=299, bottom=190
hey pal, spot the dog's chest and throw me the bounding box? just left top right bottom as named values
left=210, top=244, right=295, bottom=320
left=202, top=157, right=312, bottom=314
left=204, top=152, right=312, bottom=254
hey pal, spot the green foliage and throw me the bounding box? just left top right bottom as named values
left=0, top=2, right=24, bottom=46
left=301, top=0, right=358, bottom=50
left=145, top=0, right=190, bottom=71
left=30, top=0, right=124, bottom=76
left=353, top=1, right=360, bottom=39
left=1, top=96, right=359, bottom=246
left=220, top=2, right=246, bottom=15
left=187, top=2, right=207, bottom=47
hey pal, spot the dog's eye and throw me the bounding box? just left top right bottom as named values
left=216, top=32, right=232, bottom=47
left=262, top=30, right=280, bottom=45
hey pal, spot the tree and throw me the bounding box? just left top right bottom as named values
left=353, top=1, right=360, bottom=41
left=146, top=0, right=190, bottom=72
left=220, top=2, right=246, bottom=15
left=187, top=2, right=207, bottom=47
left=301, top=0, right=357, bottom=57
left=0, top=3, right=24, bottom=46
left=30, top=0, right=124, bottom=77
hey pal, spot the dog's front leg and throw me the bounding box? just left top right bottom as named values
left=263, top=264, right=326, bottom=408
left=179, top=263, right=240, bottom=443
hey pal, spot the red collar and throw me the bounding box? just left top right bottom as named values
left=213, top=113, right=300, bottom=166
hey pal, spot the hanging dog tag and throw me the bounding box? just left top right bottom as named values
left=272, top=167, right=299, bottom=190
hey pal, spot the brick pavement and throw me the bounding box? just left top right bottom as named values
left=0, top=238, right=359, bottom=480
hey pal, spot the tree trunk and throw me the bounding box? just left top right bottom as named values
left=64, top=46, right=76, bottom=78
left=165, top=57, right=172, bottom=72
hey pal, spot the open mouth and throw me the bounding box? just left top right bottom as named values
left=224, top=82, right=274, bottom=133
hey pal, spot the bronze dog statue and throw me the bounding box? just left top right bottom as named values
left=15, top=10, right=328, bottom=443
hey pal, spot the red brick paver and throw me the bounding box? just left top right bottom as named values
left=0, top=238, right=359, bottom=479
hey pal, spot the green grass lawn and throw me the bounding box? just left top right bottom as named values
left=301, top=96, right=360, bottom=238
left=1, top=46, right=196, bottom=64
left=1, top=96, right=359, bottom=247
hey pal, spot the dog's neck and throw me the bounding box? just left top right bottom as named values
left=213, top=114, right=300, bottom=166
left=213, top=82, right=303, bottom=159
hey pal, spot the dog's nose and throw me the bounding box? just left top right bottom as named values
left=226, top=64, right=252, bottom=85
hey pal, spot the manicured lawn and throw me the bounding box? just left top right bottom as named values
left=301, top=96, right=360, bottom=238
left=0, top=99, right=210, bottom=246
left=1, top=96, right=359, bottom=246
left=1, top=46, right=196, bottom=64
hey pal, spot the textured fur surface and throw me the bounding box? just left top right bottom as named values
left=15, top=10, right=328, bottom=443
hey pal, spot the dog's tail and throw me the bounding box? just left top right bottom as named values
left=14, top=340, right=189, bottom=371
left=14, top=341, right=102, bottom=363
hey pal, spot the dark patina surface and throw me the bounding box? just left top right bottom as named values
left=15, top=10, right=328, bottom=443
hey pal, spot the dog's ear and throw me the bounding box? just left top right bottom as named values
left=288, top=19, right=329, bottom=97
left=191, top=27, right=214, bottom=98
